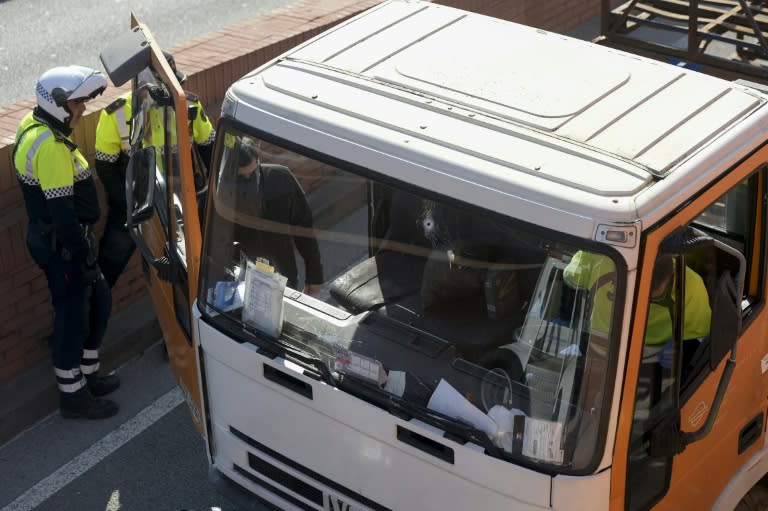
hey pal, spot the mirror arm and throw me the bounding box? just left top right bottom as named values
left=147, top=253, right=178, bottom=283
left=682, top=351, right=737, bottom=445
left=650, top=350, right=736, bottom=457
left=126, top=225, right=178, bottom=283
left=124, top=147, right=179, bottom=283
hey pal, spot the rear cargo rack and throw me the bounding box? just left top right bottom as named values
left=596, top=0, right=768, bottom=82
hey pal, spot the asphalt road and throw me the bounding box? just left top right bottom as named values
left=0, top=341, right=258, bottom=511
left=0, top=0, right=296, bottom=109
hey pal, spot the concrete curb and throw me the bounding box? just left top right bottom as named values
left=0, top=295, right=162, bottom=446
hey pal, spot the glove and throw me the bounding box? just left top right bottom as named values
left=658, top=340, right=674, bottom=370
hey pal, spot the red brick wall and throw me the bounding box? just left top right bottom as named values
left=0, top=0, right=604, bottom=384
left=438, top=0, right=602, bottom=32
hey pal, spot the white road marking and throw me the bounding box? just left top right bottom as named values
left=0, top=387, right=184, bottom=511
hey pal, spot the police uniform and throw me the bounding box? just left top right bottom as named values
left=14, top=111, right=114, bottom=412
left=94, top=90, right=215, bottom=287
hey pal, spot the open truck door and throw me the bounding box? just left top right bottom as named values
left=99, top=18, right=206, bottom=433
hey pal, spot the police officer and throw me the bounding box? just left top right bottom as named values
left=94, top=51, right=215, bottom=288
left=14, top=66, right=120, bottom=419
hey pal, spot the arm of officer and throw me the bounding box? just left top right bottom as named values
left=95, top=103, right=130, bottom=223
left=94, top=108, right=123, bottom=158
left=38, top=143, right=91, bottom=261
left=46, top=199, right=90, bottom=261
left=190, top=98, right=216, bottom=169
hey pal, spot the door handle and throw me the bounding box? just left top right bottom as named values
left=738, top=413, right=763, bottom=455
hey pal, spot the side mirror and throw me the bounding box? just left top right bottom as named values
left=99, top=26, right=151, bottom=87
left=709, top=272, right=740, bottom=369
left=126, top=146, right=156, bottom=226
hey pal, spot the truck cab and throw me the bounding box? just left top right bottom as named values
left=103, top=2, right=768, bottom=509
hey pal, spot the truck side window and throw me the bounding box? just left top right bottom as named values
left=693, top=172, right=764, bottom=310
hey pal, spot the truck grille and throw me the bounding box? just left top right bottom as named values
left=230, top=426, right=391, bottom=511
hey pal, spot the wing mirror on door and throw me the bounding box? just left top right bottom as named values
left=100, top=26, right=151, bottom=87
left=126, top=146, right=156, bottom=226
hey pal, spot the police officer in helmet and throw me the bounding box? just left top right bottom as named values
left=14, top=65, right=120, bottom=419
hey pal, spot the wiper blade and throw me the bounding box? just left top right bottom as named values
left=238, top=320, right=287, bottom=359
left=338, top=375, right=503, bottom=457
left=277, top=340, right=335, bottom=385
left=203, top=304, right=336, bottom=385
left=278, top=323, right=338, bottom=384
left=398, top=397, right=503, bottom=457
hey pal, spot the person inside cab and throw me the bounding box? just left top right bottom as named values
left=219, top=137, right=324, bottom=295
left=563, top=250, right=711, bottom=370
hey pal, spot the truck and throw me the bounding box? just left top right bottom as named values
left=100, top=1, right=768, bottom=509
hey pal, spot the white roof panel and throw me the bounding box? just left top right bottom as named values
left=635, top=87, right=762, bottom=172
left=285, top=0, right=764, bottom=182
left=380, top=15, right=631, bottom=127
left=585, top=73, right=759, bottom=174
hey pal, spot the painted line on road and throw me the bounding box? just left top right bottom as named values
left=0, top=386, right=184, bottom=511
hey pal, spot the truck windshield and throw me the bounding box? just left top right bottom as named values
left=199, top=127, right=620, bottom=473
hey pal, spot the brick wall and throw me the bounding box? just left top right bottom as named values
left=0, top=0, right=605, bottom=384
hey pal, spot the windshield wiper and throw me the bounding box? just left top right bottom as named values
left=338, top=374, right=503, bottom=458
left=204, top=302, right=335, bottom=385
left=276, top=339, right=336, bottom=385
left=237, top=324, right=333, bottom=385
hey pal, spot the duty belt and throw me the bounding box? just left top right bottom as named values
left=37, top=220, right=94, bottom=261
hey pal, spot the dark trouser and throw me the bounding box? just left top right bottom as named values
left=97, top=219, right=136, bottom=288
left=95, top=155, right=136, bottom=289
left=27, top=224, right=112, bottom=394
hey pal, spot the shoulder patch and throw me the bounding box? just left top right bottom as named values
left=105, top=97, right=127, bottom=114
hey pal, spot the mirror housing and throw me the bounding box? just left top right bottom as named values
left=126, top=146, right=156, bottom=226
left=649, top=410, right=687, bottom=458
left=99, top=26, right=151, bottom=87
left=709, top=272, right=740, bottom=369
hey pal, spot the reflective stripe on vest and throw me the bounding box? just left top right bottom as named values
left=15, top=119, right=91, bottom=197
left=116, top=106, right=130, bottom=152
left=19, top=129, right=54, bottom=182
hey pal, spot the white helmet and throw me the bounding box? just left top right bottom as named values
left=35, top=65, right=107, bottom=124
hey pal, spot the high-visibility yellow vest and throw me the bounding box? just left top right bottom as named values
left=563, top=251, right=711, bottom=345
left=145, top=93, right=214, bottom=150
left=14, top=112, right=90, bottom=198
left=95, top=92, right=132, bottom=161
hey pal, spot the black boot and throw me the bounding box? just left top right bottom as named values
left=60, top=387, right=119, bottom=419
left=87, top=372, right=121, bottom=397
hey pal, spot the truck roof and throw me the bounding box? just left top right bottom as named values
left=227, top=0, right=768, bottom=242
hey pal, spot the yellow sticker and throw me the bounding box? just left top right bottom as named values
left=254, top=260, right=274, bottom=273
